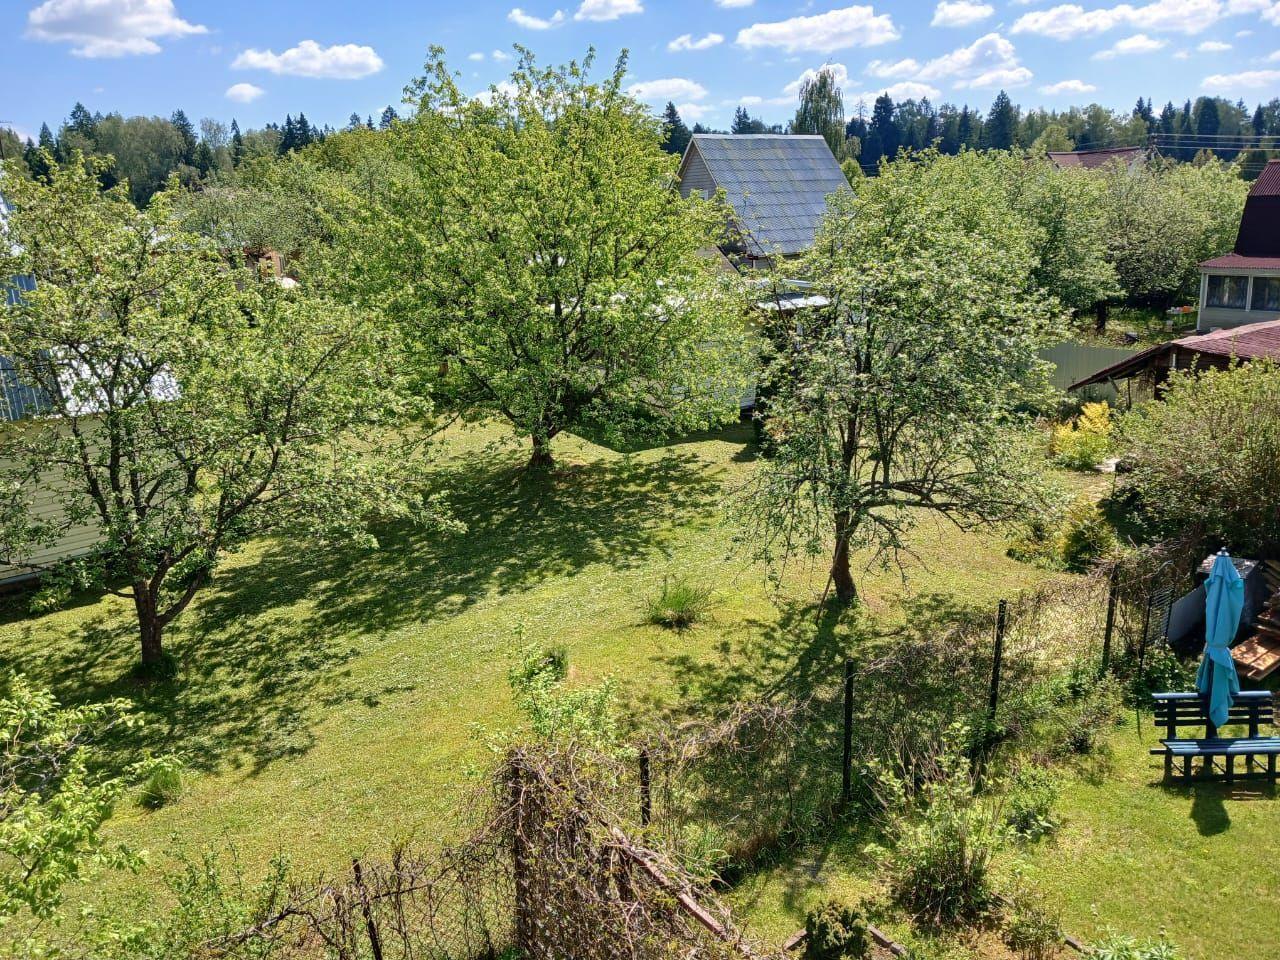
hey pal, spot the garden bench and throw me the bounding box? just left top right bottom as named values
left=1150, top=691, right=1279, bottom=783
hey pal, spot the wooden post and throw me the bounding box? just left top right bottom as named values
left=842, top=656, right=854, bottom=806
left=975, top=600, right=1008, bottom=781
left=510, top=760, right=533, bottom=957
left=1101, top=566, right=1119, bottom=676
left=639, top=748, right=652, bottom=827
left=351, top=858, right=384, bottom=960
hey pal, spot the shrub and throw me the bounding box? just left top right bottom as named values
left=1124, top=644, right=1196, bottom=701
left=1003, top=892, right=1062, bottom=960
left=1061, top=675, right=1124, bottom=756
left=879, top=747, right=1006, bottom=927
left=675, top=823, right=732, bottom=886
left=644, top=576, right=712, bottom=630
left=1005, top=766, right=1060, bottom=841
left=1050, top=401, right=1112, bottom=470
left=137, top=760, right=184, bottom=810
left=508, top=643, right=620, bottom=751
left=803, top=899, right=871, bottom=960
left=1058, top=499, right=1118, bottom=572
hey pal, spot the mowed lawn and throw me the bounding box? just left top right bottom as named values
left=0, top=421, right=1065, bottom=919
left=732, top=719, right=1280, bottom=960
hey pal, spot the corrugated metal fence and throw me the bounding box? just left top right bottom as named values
left=1039, top=340, right=1142, bottom=403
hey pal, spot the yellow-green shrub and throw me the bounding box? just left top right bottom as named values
left=1050, top=402, right=1112, bottom=470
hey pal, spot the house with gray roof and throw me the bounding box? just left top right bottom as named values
left=677, top=134, right=849, bottom=270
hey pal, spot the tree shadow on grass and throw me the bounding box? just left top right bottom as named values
left=2, top=446, right=725, bottom=781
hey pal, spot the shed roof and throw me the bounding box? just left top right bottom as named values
left=1047, top=146, right=1144, bottom=170
left=679, top=134, right=849, bottom=257
left=1068, top=318, right=1280, bottom=389
left=1233, top=160, right=1280, bottom=259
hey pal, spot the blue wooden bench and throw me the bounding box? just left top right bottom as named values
left=1150, top=691, right=1280, bottom=783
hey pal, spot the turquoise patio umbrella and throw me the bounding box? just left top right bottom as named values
left=1196, top=551, right=1243, bottom=733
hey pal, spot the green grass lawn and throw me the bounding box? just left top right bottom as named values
left=0, top=420, right=1056, bottom=922
left=730, top=718, right=1280, bottom=960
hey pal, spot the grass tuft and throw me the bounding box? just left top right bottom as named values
left=644, top=576, right=713, bottom=630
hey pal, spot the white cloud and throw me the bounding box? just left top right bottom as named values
left=574, top=0, right=642, bottom=20
left=932, top=1, right=995, bottom=27
left=1202, top=67, right=1280, bottom=88
left=1227, top=0, right=1271, bottom=10
left=783, top=63, right=851, bottom=95
left=1039, top=78, right=1098, bottom=93
left=916, top=33, right=1032, bottom=87
left=715, top=0, right=753, bottom=6
left=225, top=82, right=264, bottom=103
left=677, top=102, right=710, bottom=121
left=26, top=0, right=206, bottom=57
left=1197, top=39, right=1232, bottom=49
left=626, top=77, right=708, bottom=102
left=468, top=51, right=486, bottom=61
left=1270, top=48, right=1280, bottom=60
left=1094, top=33, right=1168, bottom=57
left=507, top=7, right=565, bottom=29
left=473, top=80, right=520, bottom=106
left=736, top=5, right=901, bottom=54
left=866, top=58, right=922, bottom=78
left=668, top=32, right=724, bottom=52
left=492, top=48, right=512, bottom=61
left=232, top=40, right=384, bottom=79
left=1013, top=0, right=1251, bottom=41
left=851, top=80, right=943, bottom=102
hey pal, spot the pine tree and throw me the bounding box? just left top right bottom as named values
left=279, top=115, right=297, bottom=154
left=296, top=112, right=314, bottom=147
left=792, top=68, right=847, bottom=160
left=170, top=109, right=197, bottom=164
left=984, top=91, right=1017, bottom=150
left=193, top=140, right=215, bottom=176
left=230, top=119, right=244, bottom=166
left=379, top=106, right=399, bottom=129
left=867, top=93, right=897, bottom=165
left=660, top=102, right=691, bottom=155
left=66, top=102, right=96, bottom=139
left=347, top=112, right=363, bottom=131
left=1158, top=101, right=1177, bottom=136
left=1252, top=104, right=1265, bottom=137
left=731, top=106, right=766, bottom=135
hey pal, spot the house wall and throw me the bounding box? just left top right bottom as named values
left=678, top=145, right=716, bottom=200
left=0, top=420, right=104, bottom=587
left=1197, top=268, right=1280, bottom=332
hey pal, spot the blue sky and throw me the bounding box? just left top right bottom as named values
left=3, top=0, right=1279, bottom=141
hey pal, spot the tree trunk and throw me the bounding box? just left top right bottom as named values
left=1094, top=301, right=1109, bottom=334
left=134, top=583, right=165, bottom=669
left=831, top=513, right=858, bottom=605
left=528, top=433, right=555, bottom=471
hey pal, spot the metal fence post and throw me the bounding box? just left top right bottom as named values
left=351, top=858, right=384, bottom=960
left=639, top=748, right=652, bottom=827
left=842, top=657, right=854, bottom=806
left=981, top=600, right=1008, bottom=769
left=1101, top=566, right=1119, bottom=676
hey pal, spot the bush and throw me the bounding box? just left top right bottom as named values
left=1123, top=644, right=1196, bottom=700
left=803, top=899, right=871, bottom=960
left=1051, top=401, right=1112, bottom=470
left=644, top=576, right=712, bottom=630
left=1060, top=675, right=1124, bottom=756
left=1058, top=499, right=1118, bottom=572
left=1003, top=892, right=1062, bottom=960
left=507, top=642, right=620, bottom=751
left=879, top=747, right=1006, bottom=927
left=1005, top=766, right=1060, bottom=841
left=137, top=760, right=184, bottom=810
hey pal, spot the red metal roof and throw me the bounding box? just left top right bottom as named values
left=1046, top=146, right=1143, bottom=170
left=1251, top=159, right=1280, bottom=197
left=1173, top=319, right=1280, bottom=359
left=1200, top=253, right=1280, bottom=270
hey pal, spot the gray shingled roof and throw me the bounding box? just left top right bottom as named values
left=683, top=134, right=849, bottom=257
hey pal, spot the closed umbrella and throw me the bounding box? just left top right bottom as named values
left=1196, top=550, right=1243, bottom=735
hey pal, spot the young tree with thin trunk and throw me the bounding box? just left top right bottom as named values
left=0, top=157, right=440, bottom=673
left=742, top=151, right=1053, bottom=604
left=364, top=48, right=750, bottom=470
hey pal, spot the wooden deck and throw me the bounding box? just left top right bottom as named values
left=1234, top=561, right=1280, bottom=682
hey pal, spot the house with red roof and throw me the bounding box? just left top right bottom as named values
left=1196, top=159, right=1280, bottom=333
left=1046, top=145, right=1145, bottom=172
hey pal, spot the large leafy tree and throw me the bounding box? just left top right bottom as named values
left=792, top=68, right=848, bottom=160
left=0, top=158, right=438, bottom=671
left=744, top=151, right=1053, bottom=603
left=365, top=49, right=750, bottom=468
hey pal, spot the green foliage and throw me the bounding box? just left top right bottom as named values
left=803, top=899, right=871, bottom=960
left=507, top=643, right=620, bottom=751
left=873, top=740, right=1007, bottom=927
left=1125, top=645, right=1196, bottom=700
left=1091, top=932, right=1183, bottom=960
left=644, top=576, right=713, bottom=630
left=675, top=822, right=731, bottom=887
left=744, top=149, right=1055, bottom=602
left=362, top=48, right=752, bottom=467
left=1002, top=891, right=1063, bottom=960
left=0, top=676, right=160, bottom=934
left=1118, top=360, right=1280, bottom=556
left=1058, top=499, right=1119, bottom=572
left=1058, top=675, right=1124, bottom=756
left=1050, top=401, right=1113, bottom=470
left=0, top=156, right=445, bottom=668
left=792, top=68, right=850, bottom=161
left=1005, top=766, right=1061, bottom=841
left=136, top=759, right=184, bottom=810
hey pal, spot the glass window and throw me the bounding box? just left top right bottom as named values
left=1252, top=277, right=1280, bottom=312
left=1207, top=275, right=1249, bottom=309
